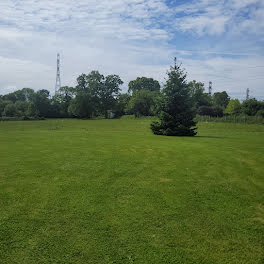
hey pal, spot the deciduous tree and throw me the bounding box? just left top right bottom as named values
left=126, top=90, right=158, bottom=117
left=189, top=80, right=212, bottom=109
left=224, top=99, right=241, bottom=115
left=128, top=77, right=160, bottom=94
left=213, top=91, right=230, bottom=108
left=242, top=98, right=264, bottom=116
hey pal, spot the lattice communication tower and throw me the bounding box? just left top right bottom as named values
left=55, top=53, right=61, bottom=94
left=246, top=88, right=249, bottom=100
left=208, top=81, right=212, bottom=95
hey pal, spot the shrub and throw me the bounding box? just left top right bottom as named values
left=256, top=109, right=264, bottom=118
left=242, top=98, right=264, bottom=116
left=3, top=103, right=17, bottom=117
left=198, top=106, right=223, bottom=117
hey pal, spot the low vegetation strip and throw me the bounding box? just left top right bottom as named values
left=196, top=114, right=264, bottom=124
left=0, top=118, right=263, bottom=264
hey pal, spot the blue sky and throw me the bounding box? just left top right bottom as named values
left=0, top=0, right=263, bottom=99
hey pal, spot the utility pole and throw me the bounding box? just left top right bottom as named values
left=55, top=53, right=61, bottom=94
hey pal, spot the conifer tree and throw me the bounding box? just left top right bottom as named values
left=151, top=58, right=197, bottom=136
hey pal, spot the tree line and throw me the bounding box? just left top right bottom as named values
left=1, top=65, right=264, bottom=122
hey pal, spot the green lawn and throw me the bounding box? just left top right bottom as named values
left=0, top=118, right=263, bottom=264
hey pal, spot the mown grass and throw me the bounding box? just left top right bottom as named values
left=0, top=118, right=263, bottom=264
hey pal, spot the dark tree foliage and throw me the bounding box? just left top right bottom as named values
left=52, top=86, right=75, bottom=117
left=68, top=92, right=96, bottom=118
left=26, top=101, right=39, bottom=117
left=2, top=92, right=18, bottom=103
left=100, top=74, right=123, bottom=118
left=76, top=71, right=104, bottom=94
left=126, top=90, right=158, bottom=117
left=114, top=93, right=131, bottom=117
left=242, top=98, right=264, bottom=116
left=0, top=88, right=38, bottom=119
left=213, top=91, right=230, bottom=108
left=150, top=58, right=197, bottom=136
left=0, top=71, right=124, bottom=120
left=198, top=106, right=224, bottom=117
left=73, top=71, right=102, bottom=117
left=128, top=77, right=160, bottom=94
left=256, top=109, right=264, bottom=118
left=32, top=89, right=52, bottom=117
left=189, top=80, right=212, bottom=109
left=15, top=101, right=30, bottom=116
left=0, top=100, right=12, bottom=116
left=21, top=88, right=35, bottom=102
left=1, top=68, right=262, bottom=122
left=70, top=71, right=123, bottom=118
left=2, top=88, right=35, bottom=103
left=3, top=103, right=17, bottom=117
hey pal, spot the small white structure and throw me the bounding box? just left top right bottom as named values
left=110, top=112, right=115, bottom=119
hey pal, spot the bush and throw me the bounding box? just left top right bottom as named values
left=256, top=109, right=264, bottom=118
left=0, top=116, right=23, bottom=121
left=198, top=106, right=223, bottom=117
left=0, top=116, right=45, bottom=121
left=126, top=90, right=158, bottom=117
left=242, top=98, right=264, bottom=116
left=3, top=103, right=17, bottom=117
left=0, top=100, right=13, bottom=116
left=196, top=114, right=264, bottom=124
left=114, top=94, right=131, bottom=118
left=68, top=92, right=98, bottom=118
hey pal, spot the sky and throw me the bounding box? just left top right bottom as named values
left=0, top=0, right=263, bottom=100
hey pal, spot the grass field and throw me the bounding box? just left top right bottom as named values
left=0, top=118, right=263, bottom=264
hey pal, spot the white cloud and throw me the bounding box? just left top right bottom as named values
left=0, top=28, right=30, bottom=41
left=0, top=0, right=173, bottom=94
left=0, top=0, right=170, bottom=41
left=231, top=0, right=259, bottom=9
left=176, top=15, right=229, bottom=35
left=0, top=0, right=263, bottom=100
left=183, top=56, right=264, bottom=100
left=0, top=56, right=53, bottom=92
left=174, top=0, right=264, bottom=36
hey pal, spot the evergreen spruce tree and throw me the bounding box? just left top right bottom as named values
left=151, top=58, right=197, bottom=136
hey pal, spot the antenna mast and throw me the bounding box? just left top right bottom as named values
left=55, top=53, right=61, bottom=94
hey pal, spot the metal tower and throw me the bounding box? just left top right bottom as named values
left=55, top=53, right=61, bottom=94
left=246, top=88, right=249, bottom=100
left=208, top=81, right=212, bottom=95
